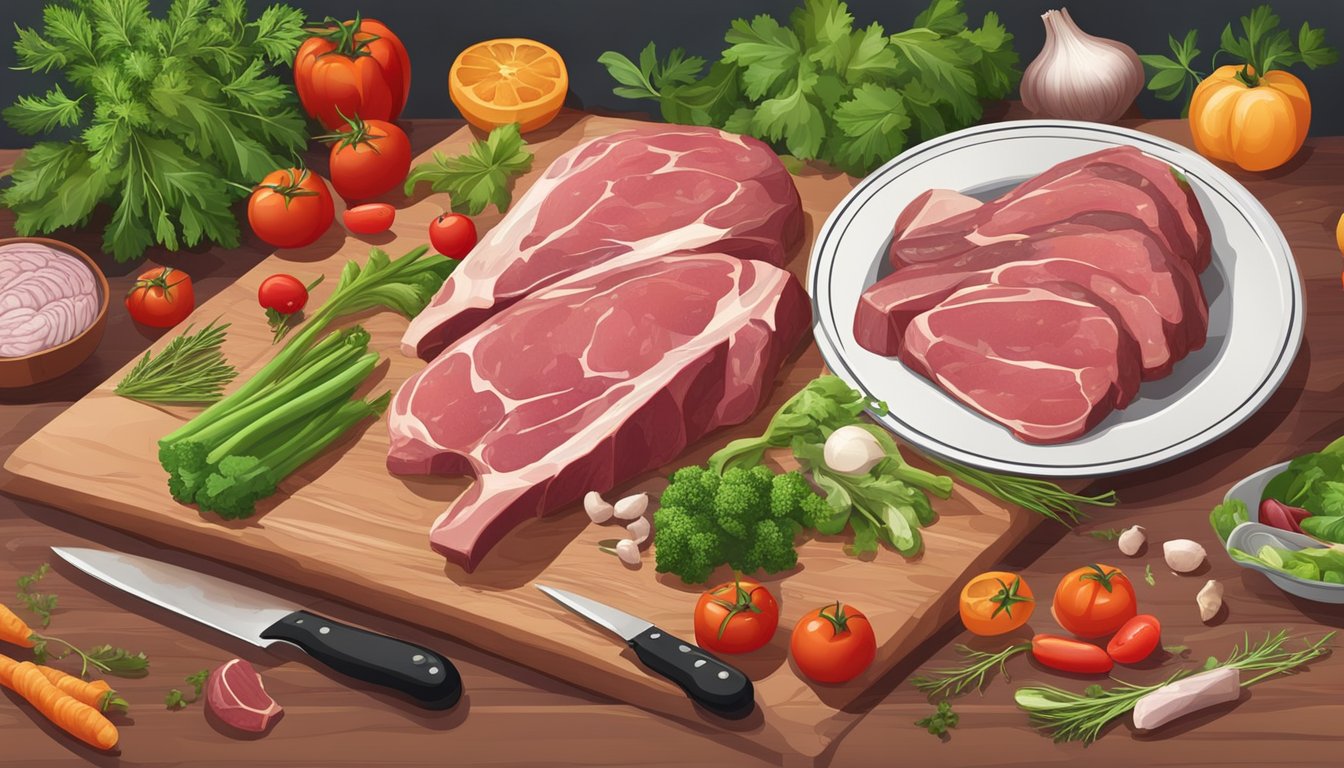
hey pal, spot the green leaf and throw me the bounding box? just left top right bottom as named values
left=654, top=47, right=708, bottom=91
left=3, top=86, right=84, bottom=135
left=13, top=25, right=67, bottom=73
left=831, top=83, right=909, bottom=174
left=1297, top=22, right=1339, bottom=69
left=889, top=28, right=980, bottom=123
left=250, top=3, right=306, bottom=64
left=1209, top=498, right=1249, bottom=543
left=660, top=62, right=742, bottom=126
left=2, top=142, right=114, bottom=234
left=957, top=11, right=1019, bottom=99
left=844, top=22, right=897, bottom=83
left=794, top=0, right=855, bottom=72
left=403, top=123, right=534, bottom=215
left=749, top=68, right=826, bottom=159
left=599, top=48, right=660, bottom=100
left=724, top=14, right=803, bottom=99
left=914, top=0, right=968, bottom=36
left=848, top=513, right=879, bottom=555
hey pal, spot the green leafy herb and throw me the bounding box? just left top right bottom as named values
left=1210, top=498, right=1250, bottom=543
left=1164, top=644, right=1191, bottom=657
left=30, top=635, right=149, bottom=678
left=915, top=699, right=959, bottom=737
left=1140, top=5, right=1337, bottom=112
left=1085, top=528, right=1122, bottom=542
left=17, top=563, right=57, bottom=627
left=1144, top=563, right=1156, bottom=587
left=115, top=320, right=237, bottom=405
left=403, top=123, right=534, bottom=215
left=165, top=669, right=210, bottom=710
left=911, top=642, right=1030, bottom=700
left=598, top=0, right=1019, bottom=176
left=927, top=457, right=1115, bottom=525
left=1015, top=630, right=1332, bottom=743
left=2, top=0, right=309, bottom=261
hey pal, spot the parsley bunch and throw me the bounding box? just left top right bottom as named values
left=2, top=0, right=309, bottom=261
left=599, top=0, right=1019, bottom=176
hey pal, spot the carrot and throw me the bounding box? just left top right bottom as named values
left=0, top=604, right=35, bottom=648
left=8, top=661, right=119, bottom=750
left=36, top=665, right=120, bottom=711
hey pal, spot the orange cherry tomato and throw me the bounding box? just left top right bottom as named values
left=293, top=16, right=411, bottom=130
left=958, top=571, right=1035, bottom=637
left=1106, top=614, right=1162, bottom=665
left=693, top=579, right=779, bottom=654
left=790, top=601, right=876, bottom=684
left=1051, top=564, right=1138, bottom=638
left=1031, top=634, right=1113, bottom=674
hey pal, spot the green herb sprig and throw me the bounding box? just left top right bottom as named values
left=115, top=321, right=237, bottom=405
left=165, top=669, right=210, bottom=710
left=915, top=699, right=959, bottom=737
left=17, top=563, right=57, bottom=627
left=911, top=642, right=1030, bottom=700
left=403, top=123, right=534, bottom=215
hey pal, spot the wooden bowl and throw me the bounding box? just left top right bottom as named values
left=0, top=237, right=110, bottom=388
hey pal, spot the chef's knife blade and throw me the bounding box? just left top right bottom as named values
left=53, top=547, right=462, bottom=710
left=536, top=584, right=754, bottom=717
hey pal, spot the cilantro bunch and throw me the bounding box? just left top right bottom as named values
left=598, top=0, right=1019, bottom=176
left=2, top=0, right=309, bottom=261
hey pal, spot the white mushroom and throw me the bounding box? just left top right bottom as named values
left=1118, top=525, right=1146, bottom=557
left=615, top=539, right=641, bottom=565
left=1163, top=539, right=1207, bottom=573
left=626, top=517, right=651, bottom=546
left=584, top=491, right=614, bottom=524
left=1197, top=580, right=1224, bottom=623
left=613, top=493, right=648, bottom=521
left=823, top=425, right=886, bottom=475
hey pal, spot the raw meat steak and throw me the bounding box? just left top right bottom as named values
left=388, top=255, right=810, bottom=571
left=401, top=125, right=804, bottom=360
left=856, top=224, right=1208, bottom=377
left=900, top=284, right=1143, bottom=444
left=890, top=147, right=1211, bottom=272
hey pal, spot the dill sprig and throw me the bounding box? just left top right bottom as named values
left=929, top=456, right=1117, bottom=525
left=911, top=642, right=1031, bottom=700
left=115, top=321, right=237, bottom=405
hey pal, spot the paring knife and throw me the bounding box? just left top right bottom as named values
left=536, top=584, right=754, bottom=716
left=52, top=547, right=462, bottom=710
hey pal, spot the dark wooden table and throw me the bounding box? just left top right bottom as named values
left=4, top=117, right=1344, bottom=767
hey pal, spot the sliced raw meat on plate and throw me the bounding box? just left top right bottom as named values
left=388, top=254, right=810, bottom=570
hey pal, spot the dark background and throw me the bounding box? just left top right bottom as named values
left=2, top=0, right=1342, bottom=149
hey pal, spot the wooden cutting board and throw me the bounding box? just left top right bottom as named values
left=2, top=112, right=1039, bottom=765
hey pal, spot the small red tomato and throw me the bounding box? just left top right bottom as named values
left=327, top=116, right=412, bottom=201
left=790, top=601, right=876, bottom=684
left=343, top=203, right=396, bottom=235
left=126, top=267, right=194, bottom=328
left=1031, top=634, right=1113, bottom=674
left=247, top=168, right=335, bottom=249
left=694, top=579, right=779, bottom=654
left=429, top=213, right=477, bottom=258
left=1106, top=615, right=1162, bottom=665
left=258, top=274, right=310, bottom=314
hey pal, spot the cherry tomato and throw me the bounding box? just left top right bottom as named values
left=258, top=274, right=310, bottom=314
left=1106, top=614, right=1162, bottom=665
left=247, top=168, right=335, bottom=249
left=429, top=213, right=477, bottom=258
left=327, top=116, right=412, bottom=201
left=1031, top=634, right=1113, bottom=674
left=343, top=203, right=396, bottom=235
left=1052, top=564, right=1138, bottom=638
left=693, top=579, right=779, bottom=654
left=959, top=571, right=1034, bottom=637
left=125, top=267, right=194, bottom=328
left=790, top=601, right=876, bottom=684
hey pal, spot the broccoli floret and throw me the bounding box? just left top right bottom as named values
left=798, top=492, right=833, bottom=529
left=195, top=455, right=278, bottom=520
left=769, top=471, right=814, bottom=519
left=163, top=441, right=209, bottom=502
left=660, top=465, right=718, bottom=512
left=734, top=518, right=798, bottom=575
left=653, top=505, right=722, bottom=584
left=713, top=467, right=772, bottom=539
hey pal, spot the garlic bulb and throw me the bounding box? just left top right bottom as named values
left=823, top=425, right=886, bottom=475
left=1021, top=8, right=1144, bottom=123
left=1196, top=580, right=1223, bottom=622
left=584, top=491, right=614, bottom=524
left=1117, top=525, right=1146, bottom=556
left=626, top=516, right=651, bottom=546
left=613, top=493, right=648, bottom=521
left=1163, top=539, right=1207, bottom=573
left=615, top=539, right=641, bottom=565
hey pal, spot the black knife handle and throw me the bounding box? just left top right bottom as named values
left=261, top=611, right=462, bottom=710
left=629, top=626, right=754, bottom=716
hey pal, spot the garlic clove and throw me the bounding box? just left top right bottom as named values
left=1196, top=580, right=1224, bottom=623
left=615, top=539, right=641, bottom=565
left=613, top=493, right=648, bottom=520
left=584, top=491, right=614, bottom=524
left=626, top=516, right=651, bottom=546
left=823, top=424, right=886, bottom=475
left=1020, top=8, right=1144, bottom=123
left=1118, top=525, right=1146, bottom=557
left=1163, top=539, right=1207, bottom=573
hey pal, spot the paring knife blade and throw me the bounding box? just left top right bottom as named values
left=53, top=547, right=462, bottom=710
left=536, top=584, right=754, bottom=717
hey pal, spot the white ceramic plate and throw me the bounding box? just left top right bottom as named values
left=809, top=121, right=1303, bottom=477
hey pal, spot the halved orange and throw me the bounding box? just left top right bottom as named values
left=449, top=38, right=568, bottom=134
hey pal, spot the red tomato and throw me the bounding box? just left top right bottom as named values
left=790, top=602, right=876, bottom=684
left=429, top=213, right=477, bottom=258
left=125, top=267, right=194, bottom=328
left=693, top=579, right=779, bottom=654
left=258, top=274, right=310, bottom=314
left=327, top=117, right=412, bottom=201
left=247, top=169, right=335, bottom=249
left=294, top=16, right=411, bottom=130
left=1106, top=615, right=1162, bottom=665
left=1031, top=634, right=1113, bottom=674
left=1051, top=564, right=1138, bottom=638
left=344, top=203, right=396, bottom=235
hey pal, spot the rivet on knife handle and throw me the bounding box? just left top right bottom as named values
left=628, top=626, right=754, bottom=716
left=260, top=611, right=463, bottom=710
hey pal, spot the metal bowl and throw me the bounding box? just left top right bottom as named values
left=0, top=237, right=110, bottom=388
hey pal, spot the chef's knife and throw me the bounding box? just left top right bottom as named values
left=52, top=547, right=462, bottom=710
left=536, top=584, right=754, bottom=716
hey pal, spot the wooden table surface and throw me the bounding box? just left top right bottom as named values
left=4, top=117, right=1344, bottom=767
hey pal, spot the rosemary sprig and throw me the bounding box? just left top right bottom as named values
left=114, top=320, right=237, bottom=404
left=928, top=456, right=1117, bottom=525
left=1015, top=630, right=1334, bottom=744
left=911, top=642, right=1031, bottom=700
